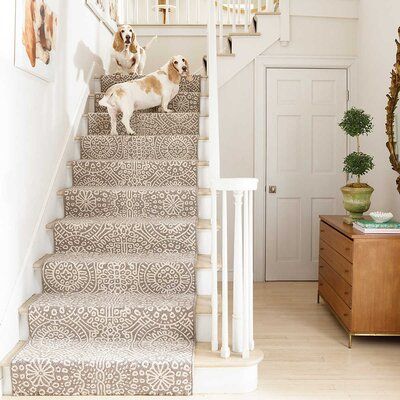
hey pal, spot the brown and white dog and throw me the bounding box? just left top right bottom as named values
left=112, top=24, right=157, bottom=75
left=99, top=55, right=192, bottom=135
left=22, top=0, right=58, bottom=67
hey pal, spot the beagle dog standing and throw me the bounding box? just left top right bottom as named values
left=99, top=55, right=192, bottom=135
left=112, top=24, right=157, bottom=75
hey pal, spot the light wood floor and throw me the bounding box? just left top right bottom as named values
left=10, top=283, right=400, bottom=399
left=196, top=282, right=400, bottom=400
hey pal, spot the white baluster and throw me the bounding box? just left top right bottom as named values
left=135, top=0, right=139, bottom=23
left=258, top=0, right=262, bottom=12
left=221, top=190, right=230, bottom=359
left=232, top=0, right=237, bottom=32
left=244, top=0, right=250, bottom=32
left=218, top=1, right=223, bottom=53
left=211, top=188, right=219, bottom=352
left=226, top=0, right=231, bottom=24
left=232, top=190, right=244, bottom=354
left=166, top=0, right=170, bottom=23
left=176, top=0, right=180, bottom=24
left=146, top=0, right=150, bottom=23
left=242, top=190, right=250, bottom=359
left=124, top=0, right=129, bottom=24
left=249, top=190, right=255, bottom=351
left=196, top=0, right=200, bottom=24
left=267, top=0, right=274, bottom=12
left=186, top=0, right=190, bottom=23
left=155, top=0, right=160, bottom=23
left=280, top=0, right=290, bottom=43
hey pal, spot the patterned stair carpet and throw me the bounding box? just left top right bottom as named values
left=10, top=74, right=202, bottom=396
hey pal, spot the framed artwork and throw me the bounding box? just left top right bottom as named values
left=15, top=0, right=59, bottom=81
left=86, top=0, right=118, bottom=34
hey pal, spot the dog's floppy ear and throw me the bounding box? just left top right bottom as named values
left=22, top=0, right=37, bottom=67
left=184, top=58, right=194, bottom=82
left=129, top=32, right=137, bottom=54
left=168, top=58, right=181, bottom=84
left=113, top=31, right=124, bottom=52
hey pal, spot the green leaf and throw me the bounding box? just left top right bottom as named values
left=343, top=152, right=375, bottom=178
left=339, top=107, right=373, bottom=137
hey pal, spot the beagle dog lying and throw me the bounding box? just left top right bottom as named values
left=112, top=24, right=157, bottom=75
left=99, top=55, right=192, bottom=135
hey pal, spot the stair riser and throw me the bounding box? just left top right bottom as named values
left=41, top=260, right=196, bottom=294
left=64, top=188, right=198, bottom=218
left=80, top=135, right=198, bottom=160
left=79, top=115, right=208, bottom=137
left=53, top=221, right=197, bottom=254
left=100, top=74, right=202, bottom=93
left=88, top=113, right=200, bottom=136
left=71, top=160, right=198, bottom=187
left=27, top=302, right=195, bottom=342
left=93, top=92, right=201, bottom=114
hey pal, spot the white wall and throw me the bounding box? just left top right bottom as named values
left=357, top=0, right=400, bottom=216
left=218, top=15, right=358, bottom=280
left=0, top=1, right=112, bottom=361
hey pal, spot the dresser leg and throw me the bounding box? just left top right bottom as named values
left=317, top=291, right=320, bottom=304
left=348, top=334, right=352, bottom=349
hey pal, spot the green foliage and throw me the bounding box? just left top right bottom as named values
left=339, top=107, right=373, bottom=137
left=343, top=152, right=374, bottom=179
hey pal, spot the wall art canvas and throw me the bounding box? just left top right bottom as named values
left=15, top=0, right=58, bottom=81
left=86, top=0, right=118, bottom=33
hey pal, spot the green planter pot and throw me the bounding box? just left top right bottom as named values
left=341, top=184, right=374, bottom=220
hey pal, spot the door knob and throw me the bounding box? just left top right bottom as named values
left=269, top=185, right=277, bottom=194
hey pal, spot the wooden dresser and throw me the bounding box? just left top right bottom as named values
left=318, top=215, right=400, bottom=347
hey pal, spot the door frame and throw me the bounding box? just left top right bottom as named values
left=253, top=55, right=357, bottom=282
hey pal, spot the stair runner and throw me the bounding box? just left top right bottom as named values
left=10, top=74, right=202, bottom=396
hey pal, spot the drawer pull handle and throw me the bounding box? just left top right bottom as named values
left=319, top=283, right=323, bottom=287
left=345, top=247, right=351, bottom=251
left=343, top=313, right=349, bottom=317
left=321, top=229, right=325, bottom=233
left=344, top=269, right=349, bottom=273
left=344, top=291, right=349, bottom=295
left=320, top=247, right=324, bottom=251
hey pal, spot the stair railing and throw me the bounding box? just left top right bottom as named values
left=119, top=0, right=278, bottom=26
left=211, top=179, right=258, bottom=359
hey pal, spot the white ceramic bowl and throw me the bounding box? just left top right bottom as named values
left=369, top=211, right=394, bottom=224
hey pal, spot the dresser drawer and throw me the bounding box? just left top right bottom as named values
left=319, top=275, right=352, bottom=330
left=319, top=258, right=352, bottom=308
left=320, top=221, right=353, bottom=262
left=319, top=239, right=353, bottom=285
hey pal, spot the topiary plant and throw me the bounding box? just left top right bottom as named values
left=339, top=108, right=375, bottom=186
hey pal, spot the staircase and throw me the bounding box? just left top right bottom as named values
left=1, top=1, right=265, bottom=396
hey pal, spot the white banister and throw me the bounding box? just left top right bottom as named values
left=135, top=0, right=139, bottom=23
left=146, top=0, right=150, bottom=23
left=166, top=0, right=170, bottom=23
left=211, top=188, right=219, bottom=352
left=211, top=179, right=258, bottom=358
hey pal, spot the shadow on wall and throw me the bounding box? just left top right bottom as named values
left=74, top=40, right=105, bottom=82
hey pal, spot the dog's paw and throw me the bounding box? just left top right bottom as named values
left=110, top=129, right=119, bottom=136
left=163, top=109, right=173, bottom=114
left=126, top=129, right=135, bottom=135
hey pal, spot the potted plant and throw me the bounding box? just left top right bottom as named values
left=339, top=108, right=375, bottom=222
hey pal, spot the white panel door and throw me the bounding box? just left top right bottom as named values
left=266, top=68, right=347, bottom=281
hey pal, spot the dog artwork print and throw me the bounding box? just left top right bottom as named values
left=15, top=0, right=58, bottom=81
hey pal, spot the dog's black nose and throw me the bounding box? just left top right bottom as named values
left=182, top=66, right=187, bottom=71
